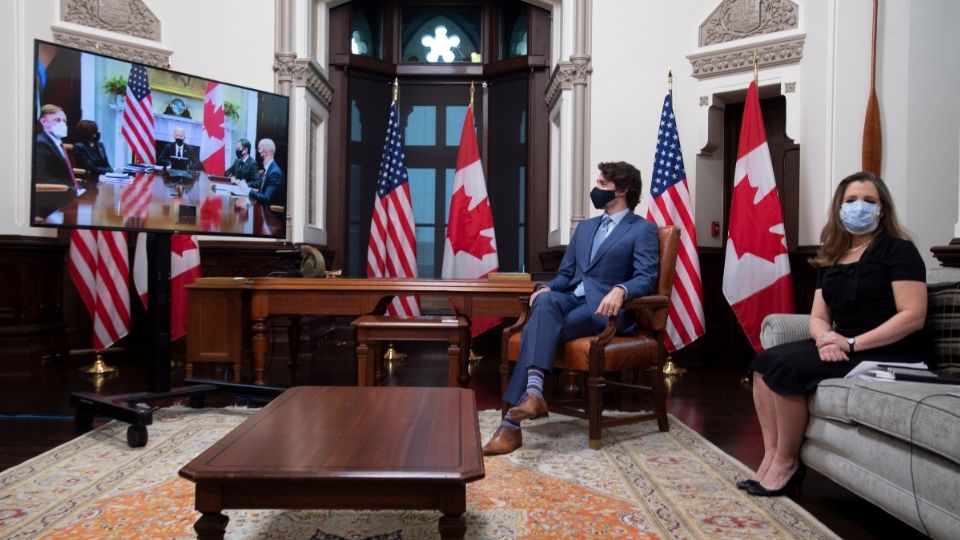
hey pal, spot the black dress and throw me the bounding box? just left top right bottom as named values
left=750, top=234, right=929, bottom=395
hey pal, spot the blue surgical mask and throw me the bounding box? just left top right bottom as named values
left=839, top=200, right=881, bottom=234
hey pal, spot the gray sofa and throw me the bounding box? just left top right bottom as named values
left=759, top=281, right=960, bottom=540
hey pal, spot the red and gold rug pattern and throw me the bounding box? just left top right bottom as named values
left=0, top=408, right=838, bottom=539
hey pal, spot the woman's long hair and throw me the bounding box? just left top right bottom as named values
left=809, top=171, right=911, bottom=267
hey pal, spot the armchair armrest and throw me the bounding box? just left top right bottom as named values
left=760, top=314, right=811, bottom=350
left=626, top=295, right=671, bottom=332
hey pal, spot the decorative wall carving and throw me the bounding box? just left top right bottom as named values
left=273, top=55, right=333, bottom=107
left=688, top=34, right=805, bottom=79
left=61, top=0, right=161, bottom=41
left=699, top=0, right=798, bottom=46
left=52, top=28, right=170, bottom=68
left=545, top=59, right=592, bottom=109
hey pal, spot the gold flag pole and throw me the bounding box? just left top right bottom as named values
left=392, top=77, right=399, bottom=102
left=753, top=52, right=759, bottom=85
left=469, top=80, right=475, bottom=108
left=661, top=69, right=687, bottom=378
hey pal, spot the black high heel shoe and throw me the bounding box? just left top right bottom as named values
left=746, top=463, right=806, bottom=497
left=736, top=479, right=759, bottom=490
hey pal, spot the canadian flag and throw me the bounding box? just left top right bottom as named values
left=199, top=81, right=225, bottom=176
left=442, top=105, right=500, bottom=337
left=133, top=233, right=201, bottom=341
left=722, top=81, right=794, bottom=352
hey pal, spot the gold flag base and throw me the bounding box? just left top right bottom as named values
left=79, top=354, right=117, bottom=375
left=467, top=348, right=483, bottom=376
left=383, top=343, right=406, bottom=375
left=662, top=358, right=686, bottom=376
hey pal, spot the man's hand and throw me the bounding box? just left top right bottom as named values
left=596, top=286, right=626, bottom=317
left=529, top=287, right=550, bottom=306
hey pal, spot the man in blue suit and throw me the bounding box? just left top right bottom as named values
left=242, top=138, right=285, bottom=210
left=483, top=161, right=660, bottom=455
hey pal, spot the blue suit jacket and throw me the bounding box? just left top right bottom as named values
left=249, top=161, right=286, bottom=208
left=546, top=211, right=659, bottom=313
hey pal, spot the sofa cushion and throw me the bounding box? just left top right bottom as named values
left=845, top=382, right=960, bottom=466
left=926, top=282, right=960, bottom=371
left=808, top=378, right=858, bottom=424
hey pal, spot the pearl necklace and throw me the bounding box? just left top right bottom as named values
left=846, top=242, right=869, bottom=254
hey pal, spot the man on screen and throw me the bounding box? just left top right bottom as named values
left=32, top=103, right=81, bottom=221
left=33, top=104, right=76, bottom=187
left=238, top=138, right=285, bottom=211
left=225, top=138, right=258, bottom=182
left=158, top=127, right=201, bottom=171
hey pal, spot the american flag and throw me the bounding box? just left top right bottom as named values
left=647, top=93, right=705, bottom=351
left=366, top=101, right=419, bottom=317
left=68, top=230, right=130, bottom=351
left=121, top=64, right=155, bottom=164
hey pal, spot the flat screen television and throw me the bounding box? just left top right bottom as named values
left=30, top=39, right=289, bottom=239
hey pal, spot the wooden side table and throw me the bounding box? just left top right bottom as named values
left=352, top=315, right=470, bottom=387
left=186, top=278, right=248, bottom=382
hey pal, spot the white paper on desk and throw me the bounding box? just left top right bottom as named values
left=845, top=360, right=929, bottom=381
left=213, top=183, right=249, bottom=196
left=99, top=173, right=131, bottom=184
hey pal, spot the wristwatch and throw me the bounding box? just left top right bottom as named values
left=847, top=337, right=856, bottom=353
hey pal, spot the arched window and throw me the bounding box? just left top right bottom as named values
left=400, top=6, right=481, bottom=63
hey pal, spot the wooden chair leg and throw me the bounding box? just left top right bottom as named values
left=587, top=374, right=604, bottom=449
left=653, top=361, right=669, bottom=432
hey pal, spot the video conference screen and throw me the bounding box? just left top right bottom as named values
left=30, top=40, right=290, bottom=239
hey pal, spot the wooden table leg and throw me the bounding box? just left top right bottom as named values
left=251, top=317, right=268, bottom=385
left=194, top=511, right=228, bottom=540
left=356, top=338, right=371, bottom=386
left=458, top=329, right=471, bottom=387
left=447, top=342, right=460, bottom=387
left=439, top=491, right=467, bottom=539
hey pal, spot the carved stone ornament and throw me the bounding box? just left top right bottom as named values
left=52, top=27, right=170, bottom=68
left=545, top=59, right=592, bottom=109
left=687, top=34, right=805, bottom=79
left=699, top=0, right=798, bottom=47
left=61, top=0, right=161, bottom=41
left=273, top=54, right=334, bottom=108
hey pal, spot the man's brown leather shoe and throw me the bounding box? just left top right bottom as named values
left=482, top=426, right=522, bottom=455
left=507, top=392, right=548, bottom=421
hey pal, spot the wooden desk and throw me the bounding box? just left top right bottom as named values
left=187, top=277, right=535, bottom=385
left=38, top=172, right=283, bottom=237
left=179, top=386, right=484, bottom=539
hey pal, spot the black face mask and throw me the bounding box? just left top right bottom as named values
left=91, top=132, right=101, bottom=143
left=175, top=138, right=185, bottom=146
left=590, top=187, right=617, bottom=209
left=235, top=149, right=244, bottom=159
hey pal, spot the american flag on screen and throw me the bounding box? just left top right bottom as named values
left=68, top=230, right=130, bottom=351
left=366, top=101, right=420, bottom=317
left=120, top=172, right=154, bottom=224
left=121, top=64, right=155, bottom=164
left=647, top=93, right=704, bottom=351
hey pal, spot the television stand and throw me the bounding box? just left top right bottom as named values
left=69, top=233, right=284, bottom=447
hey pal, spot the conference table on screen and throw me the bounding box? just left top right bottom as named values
left=187, top=277, right=536, bottom=385
left=40, top=172, right=283, bottom=237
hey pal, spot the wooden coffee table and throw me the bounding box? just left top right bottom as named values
left=179, top=386, right=484, bottom=539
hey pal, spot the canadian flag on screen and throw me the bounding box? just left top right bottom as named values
left=199, top=81, right=225, bottom=176
left=721, top=81, right=794, bottom=352
left=133, top=233, right=201, bottom=341
left=441, top=105, right=500, bottom=337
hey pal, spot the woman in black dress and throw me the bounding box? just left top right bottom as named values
left=743, top=171, right=928, bottom=497
left=71, top=119, right=112, bottom=178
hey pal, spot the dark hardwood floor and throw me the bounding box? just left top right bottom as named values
left=0, top=325, right=927, bottom=539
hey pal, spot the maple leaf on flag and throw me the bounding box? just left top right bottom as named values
left=727, top=176, right=787, bottom=263
left=447, top=185, right=496, bottom=260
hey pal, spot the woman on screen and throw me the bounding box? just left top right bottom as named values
left=72, top=120, right=112, bottom=178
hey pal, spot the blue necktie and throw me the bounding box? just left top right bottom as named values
left=574, top=216, right=612, bottom=297
left=590, top=216, right=612, bottom=262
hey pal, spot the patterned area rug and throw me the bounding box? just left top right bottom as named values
left=0, top=407, right=838, bottom=539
